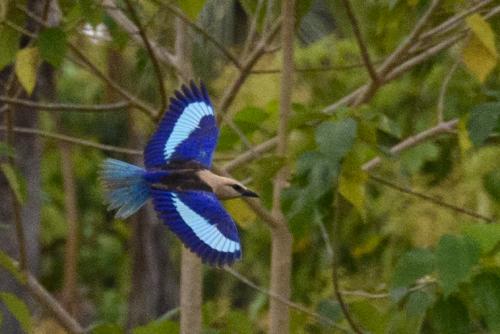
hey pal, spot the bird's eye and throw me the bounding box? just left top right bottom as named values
left=231, top=184, right=243, bottom=191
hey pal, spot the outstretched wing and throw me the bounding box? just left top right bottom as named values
left=144, top=81, right=218, bottom=169
left=150, top=188, right=242, bottom=266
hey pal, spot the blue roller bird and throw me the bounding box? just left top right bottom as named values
left=100, top=81, right=258, bottom=266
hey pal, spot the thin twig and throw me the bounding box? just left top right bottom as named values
left=369, top=175, right=495, bottom=223
left=223, top=137, right=278, bottom=172
left=0, top=97, right=130, bottom=112
left=217, top=18, right=282, bottom=123
left=101, top=0, right=179, bottom=71
left=159, top=1, right=243, bottom=70
left=332, top=193, right=364, bottom=334
left=3, top=93, right=28, bottom=272
left=340, top=0, right=378, bottom=82
left=436, top=59, right=459, bottom=123
left=362, top=119, right=457, bottom=171
left=123, top=0, right=167, bottom=112
left=15, top=4, right=157, bottom=119
left=27, top=274, right=85, bottom=334
left=224, top=268, right=349, bottom=332
left=341, top=278, right=437, bottom=299
left=0, top=126, right=142, bottom=156
left=251, top=60, right=383, bottom=74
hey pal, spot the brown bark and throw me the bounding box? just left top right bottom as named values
left=269, top=0, right=295, bottom=333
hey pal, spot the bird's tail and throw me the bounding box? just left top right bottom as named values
left=100, top=158, right=150, bottom=219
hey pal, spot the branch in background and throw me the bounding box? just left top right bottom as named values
left=362, top=119, right=457, bottom=171
left=331, top=193, right=364, bottom=334
left=250, top=60, right=383, bottom=74
left=224, top=268, right=350, bottom=333
left=16, top=4, right=158, bottom=119
left=158, top=1, right=243, bottom=70
left=436, top=59, right=460, bottom=123
left=223, top=137, right=278, bottom=173
left=241, top=0, right=265, bottom=59
left=341, top=277, right=437, bottom=299
left=0, top=97, right=130, bottom=112
left=123, top=0, right=167, bottom=112
left=217, top=18, right=282, bottom=123
left=340, top=0, right=378, bottom=82
left=368, top=175, right=495, bottom=223
left=100, top=0, right=179, bottom=71
left=0, top=126, right=142, bottom=156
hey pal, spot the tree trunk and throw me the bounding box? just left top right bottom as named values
left=269, top=0, right=295, bottom=333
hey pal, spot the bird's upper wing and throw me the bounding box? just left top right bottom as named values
left=144, top=81, right=218, bottom=169
left=150, top=188, right=242, bottom=266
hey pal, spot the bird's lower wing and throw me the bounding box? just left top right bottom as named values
left=150, top=188, right=241, bottom=266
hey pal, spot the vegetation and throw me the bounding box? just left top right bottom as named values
left=0, top=0, right=499, bottom=333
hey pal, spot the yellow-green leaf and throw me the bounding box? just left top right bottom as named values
left=462, top=14, right=497, bottom=83
left=15, top=47, right=39, bottom=94
left=0, top=292, right=32, bottom=333
left=339, top=148, right=368, bottom=218
left=176, top=0, right=206, bottom=20
left=0, top=163, right=27, bottom=204
left=457, top=116, right=472, bottom=156
left=466, top=14, right=496, bottom=55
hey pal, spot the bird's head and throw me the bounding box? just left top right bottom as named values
left=198, top=171, right=259, bottom=200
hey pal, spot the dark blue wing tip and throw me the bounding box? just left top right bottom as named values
left=170, top=80, right=212, bottom=109
left=197, top=248, right=241, bottom=268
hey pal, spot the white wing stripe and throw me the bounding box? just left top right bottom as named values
left=172, top=194, right=240, bottom=252
left=164, top=102, right=214, bottom=160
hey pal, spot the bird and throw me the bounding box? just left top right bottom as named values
left=100, top=81, right=258, bottom=267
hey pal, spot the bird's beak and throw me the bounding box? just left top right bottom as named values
left=242, top=189, right=259, bottom=198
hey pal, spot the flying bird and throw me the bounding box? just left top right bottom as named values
left=100, top=81, right=258, bottom=266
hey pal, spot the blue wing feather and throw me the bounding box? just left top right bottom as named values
left=150, top=188, right=241, bottom=266
left=144, top=81, right=218, bottom=169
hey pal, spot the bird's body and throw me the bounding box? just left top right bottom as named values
left=100, top=81, right=257, bottom=266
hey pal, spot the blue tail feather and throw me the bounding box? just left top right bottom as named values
left=100, top=158, right=150, bottom=219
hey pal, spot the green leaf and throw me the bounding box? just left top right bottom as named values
left=0, top=27, right=20, bottom=70
left=436, top=234, right=480, bottom=296
left=38, top=27, right=67, bottom=67
left=462, top=224, right=500, bottom=254
left=0, top=250, right=26, bottom=283
left=472, top=273, right=500, bottom=332
left=429, top=296, right=470, bottom=334
left=315, top=118, right=357, bottom=164
left=339, top=148, right=368, bottom=218
left=234, top=106, right=269, bottom=135
left=400, top=142, right=439, bottom=174
left=0, top=143, right=15, bottom=158
left=467, top=102, right=500, bottom=146
left=316, top=299, right=343, bottom=324
left=176, top=0, right=206, bottom=20
left=392, top=249, right=435, bottom=288
left=350, top=300, right=388, bottom=334
left=0, top=292, right=32, bottom=333
left=0, top=163, right=27, bottom=204
left=483, top=169, right=500, bottom=201
left=15, top=47, right=39, bottom=95
left=132, top=317, right=179, bottom=334
left=92, top=323, right=124, bottom=334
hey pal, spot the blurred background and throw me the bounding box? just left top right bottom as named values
left=0, top=0, right=499, bottom=333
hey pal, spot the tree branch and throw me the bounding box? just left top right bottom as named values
left=369, top=175, right=495, bottom=223
left=362, top=119, right=457, bottom=171
left=217, top=18, right=282, bottom=123
left=0, top=97, right=130, bottom=112
left=332, top=193, right=364, bottom=334
left=0, top=126, right=142, bottom=155
left=123, top=0, right=167, bottom=112
left=340, top=0, right=378, bottom=82
left=158, top=1, right=242, bottom=70
left=100, top=0, right=179, bottom=71
left=224, top=268, right=349, bottom=332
